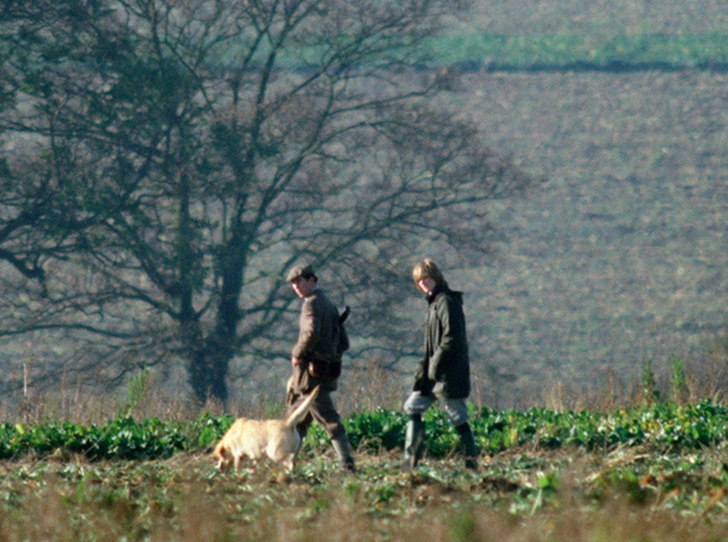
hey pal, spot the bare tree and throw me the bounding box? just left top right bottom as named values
left=0, top=0, right=529, bottom=405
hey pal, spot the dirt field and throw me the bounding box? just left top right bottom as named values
left=464, top=0, right=728, bottom=35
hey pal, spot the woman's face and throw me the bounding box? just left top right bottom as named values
left=417, top=277, right=436, bottom=295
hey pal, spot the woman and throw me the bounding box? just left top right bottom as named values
left=403, top=258, right=478, bottom=470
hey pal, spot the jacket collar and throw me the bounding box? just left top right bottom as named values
left=425, top=282, right=448, bottom=304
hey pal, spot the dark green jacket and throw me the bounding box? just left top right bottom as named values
left=414, top=282, right=471, bottom=399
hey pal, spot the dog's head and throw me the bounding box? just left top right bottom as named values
left=212, top=442, right=233, bottom=472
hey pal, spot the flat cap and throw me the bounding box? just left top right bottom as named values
left=286, top=264, right=316, bottom=282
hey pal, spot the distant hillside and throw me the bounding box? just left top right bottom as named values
left=465, top=0, right=728, bottom=37
left=452, top=69, right=728, bottom=408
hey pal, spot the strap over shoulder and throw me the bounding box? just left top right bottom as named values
left=339, top=305, right=350, bottom=324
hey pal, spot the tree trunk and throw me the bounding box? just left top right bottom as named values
left=209, top=337, right=231, bottom=406
left=182, top=321, right=211, bottom=406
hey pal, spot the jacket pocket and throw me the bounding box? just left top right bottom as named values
left=308, top=360, right=342, bottom=381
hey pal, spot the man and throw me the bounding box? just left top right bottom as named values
left=403, top=258, right=478, bottom=470
left=285, top=263, right=356, bottom=473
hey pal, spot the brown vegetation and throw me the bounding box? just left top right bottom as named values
left=1, top=448, right=728, bottom=541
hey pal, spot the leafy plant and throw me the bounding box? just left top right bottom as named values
left=3, top=400, right=728, bottom=462
left=120, top=367, right=151, bottom=419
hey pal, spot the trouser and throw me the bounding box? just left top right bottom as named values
left=403, top=391, right=477, bottom=469
left=403, top=391, right=470, bottom=426
left=456, top=422, right=478, bottom=470
left=286, top=386, right=355, bottom=472
left=404, top=414, right=426, bottom=468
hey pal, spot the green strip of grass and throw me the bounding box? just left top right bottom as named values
left=428, top=32, right=728, bottom=69
left=220, top=31, right=728, bottom=72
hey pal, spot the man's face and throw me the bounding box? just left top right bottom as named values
left=291, top=276, right=316, bottom=298
left=417, top=277, right=436, bottom=295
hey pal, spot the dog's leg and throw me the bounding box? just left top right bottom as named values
left=284, top=454, right=295, bottom=473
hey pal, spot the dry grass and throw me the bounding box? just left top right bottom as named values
left=3, top=344, right=728, bottom=427
left=0, top=450, right=727, bottom=542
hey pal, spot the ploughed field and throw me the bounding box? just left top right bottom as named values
left=455, top=69, right=728, bottom=407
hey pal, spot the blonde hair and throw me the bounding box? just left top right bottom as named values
left=412, top=258, right=445, bottom=287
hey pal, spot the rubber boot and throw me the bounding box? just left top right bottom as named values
left=331, top=433, right=356, bottom=473
left=456, top=422, right=478, bottom=470
left=404, top=414, right=425, bottom=469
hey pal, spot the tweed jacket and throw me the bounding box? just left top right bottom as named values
left=414, top=282, right=471, bottom=399
left=290, top=287, right=348, bottom=393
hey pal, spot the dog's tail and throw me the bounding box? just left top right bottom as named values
left=285, top=386, right=320, bottom=428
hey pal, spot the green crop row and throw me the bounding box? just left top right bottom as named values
left=426, top=32, right=728, bottom=69
left=0, top=415, right=230, bottom=461
left=1, top=400, right=726, bottom=462
left=324, top=399, right=728, bottom=458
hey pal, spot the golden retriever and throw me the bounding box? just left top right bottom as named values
left=212, top=386, right=319, bottom=473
